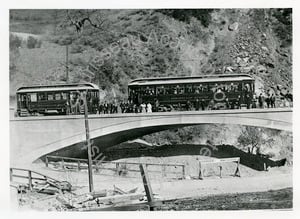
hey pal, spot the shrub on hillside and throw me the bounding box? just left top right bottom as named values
left=10, top=34, right=22, bottom=50
left=157, top=9, right=214, bottom=27
left=27, top=36, right=42, bottom=49
left=70, top=44, right=84, bottom=54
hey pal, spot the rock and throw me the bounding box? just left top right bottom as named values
left=243, top=51, right=249, bottom=57
left=261, top=46, right=269, bottom=52
left=266, top=62, right=275, bottom=68
left=241, top=66, right=254, bottom=73
left=243, top=57, right=249, bottom=63
left=185, top=175, right=191, bottom=180
left=256, top=65, right=267, bottom=74
left=225, top=66, right=234, bottom=72
left=228, top=22, right=239, bottom=31
left=277, top=84, right=283, bottom=90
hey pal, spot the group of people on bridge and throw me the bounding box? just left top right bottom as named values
left=66, top=91, right=293, bottom=115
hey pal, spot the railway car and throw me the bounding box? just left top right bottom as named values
left=128, top=74, right=255, bottom=111
left=16, top=83, right=99, bottom=116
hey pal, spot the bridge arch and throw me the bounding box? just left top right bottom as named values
left=19, top=109, right=292, bottom=163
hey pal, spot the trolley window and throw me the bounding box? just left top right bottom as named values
left=38, top=93, right=46, bottom=101
left=61, top=92, right=67, bottom=100
left=29, top=93, right=37, bottom=102
left=186, top=84, right=193, bottom=93
left=156, top=86, right=165, bottom=95
left=55, top=93, right=61, bottom=100
left=47, top=93, right=54, bottom=101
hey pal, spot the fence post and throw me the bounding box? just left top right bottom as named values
left=199, top=162, right=203, bottom=180
left=77, top=160, right=81, bottom=171
left=61, top=159, right=65, bottom=170
left=234, top=160, right=241, bottom=177
left=95, top=160, right=99, bottom=173
left=182, top=165, right=185, bottom=179
left=45, top=156, right=49, bottom=167
left=161, top=165, right=166, bottom=177
left=263, top=163, right=267, bottom=171
left=116, top=163, right=120, bottom=175
left=28, top=171, right=32, bottom=191
left=10, top=168, right=13, bottom=181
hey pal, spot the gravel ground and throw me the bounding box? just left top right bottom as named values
left=156, top=188, right=292, bottom=210
left=11, top=156, right=292, bottom=211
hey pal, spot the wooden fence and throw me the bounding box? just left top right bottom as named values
left=10, top=167, right=63, bottom=191
left=198, top=157, right=241, bottom=179
left=45, top=155, right=185, bottom=179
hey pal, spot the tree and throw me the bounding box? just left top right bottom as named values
left=237, top=126, right=264, bottom=154
left=60, top=10, right=108, bottom=34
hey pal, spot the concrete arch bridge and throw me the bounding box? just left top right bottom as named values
left=9, top=108, right=292, bottom=166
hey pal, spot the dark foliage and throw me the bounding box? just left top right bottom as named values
left=27, top=36, right=42, bottom=49
left=157, top=9, right=215, bottom=27
left=9, top=34, right=22, bottom=51
left=271, top=8, right=292, bottom=46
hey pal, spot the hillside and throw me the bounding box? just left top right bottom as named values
left=9, top=9, right=293, bottom=160
left=9, top=9, right=292, bottom=99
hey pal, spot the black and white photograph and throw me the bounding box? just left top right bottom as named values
left=4, top=1, right=296, bottom=214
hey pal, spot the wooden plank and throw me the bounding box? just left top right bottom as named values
left=200, top=157, right=240, bottom=165
left=46, top=155, right=184, bottom=168
left=93, top=193, right=144, bottom=204
left=139, top=164, right=154, bottom=205
left=12, top=174, right=29, bottom=179
left=218, top=158, right=240, bottom=163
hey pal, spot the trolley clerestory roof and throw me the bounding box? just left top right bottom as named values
left=128, top=74, right=254, bottom=86
left=17, top=83, right=99, bottom=94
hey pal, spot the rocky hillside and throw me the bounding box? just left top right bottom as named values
left=9, top=9, right=293, bottom=160
left=10, top=9, right=292, bottom=99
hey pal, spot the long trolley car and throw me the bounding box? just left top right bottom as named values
left=128, top=74, right=255, bottom=111
left=16, top=83, right=99, bottom=116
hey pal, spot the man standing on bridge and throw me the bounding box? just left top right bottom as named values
left=258, top=93, right=264, bottom=108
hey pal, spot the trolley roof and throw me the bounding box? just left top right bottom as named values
left=128, top=74, right=254, bottom=86
left=17, top=83, right=99, bottom=93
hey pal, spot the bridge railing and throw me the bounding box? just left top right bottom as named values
left=45, top=155, right=185, bottom=179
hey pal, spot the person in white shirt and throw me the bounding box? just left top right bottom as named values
left=147, top=103, right=152, bottom=113
left=141, top=103, right=146, bottom=113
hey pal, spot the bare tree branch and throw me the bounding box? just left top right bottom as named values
left=65, top=10, right=107, bottom=34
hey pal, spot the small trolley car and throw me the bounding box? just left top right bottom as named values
left=16, top=83, right=99, bottom=116
left=128, top=74, right=255, bottom=111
